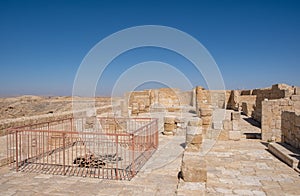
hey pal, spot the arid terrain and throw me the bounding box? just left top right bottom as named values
left=0, top=96, right=112, bottom=120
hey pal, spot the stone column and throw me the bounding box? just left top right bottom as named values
left=229, top=111, right=241, bottom=140
left=163, top=116, right=176, bottom=135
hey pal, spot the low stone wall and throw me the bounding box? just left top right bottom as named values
left=281, top=111, right=300, bottom=149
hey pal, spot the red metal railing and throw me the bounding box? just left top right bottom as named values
left=7, top=117, right=158, bottom=180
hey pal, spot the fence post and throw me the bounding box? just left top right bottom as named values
left=15, top=131, right=18, bottom=172
left=155, top=119, right=158, bottom=149
left=62, top=133, right=66, bottom=175
left=131, top=134, right=135, bottom=177
left=115, top=135, right=119, bottom=180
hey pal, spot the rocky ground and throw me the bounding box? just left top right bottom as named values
left=0, top=96, right=112, bottom=120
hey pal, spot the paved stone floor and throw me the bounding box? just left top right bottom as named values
left=205, top=140, right=300, bottom=196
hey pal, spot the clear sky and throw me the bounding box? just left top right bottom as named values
left=0, top=0, right=299, bottom=96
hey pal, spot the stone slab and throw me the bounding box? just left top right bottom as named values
left=268, top=142, right=300, bottom=170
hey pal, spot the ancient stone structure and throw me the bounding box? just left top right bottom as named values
left=1, top=83, right=300, bottom=192
left=128, top=88, right=194, bottom=115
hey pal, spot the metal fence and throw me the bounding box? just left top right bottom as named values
left=7, top=117, right=158, bottom=180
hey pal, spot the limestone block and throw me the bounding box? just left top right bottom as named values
left=186, top=126, right=202, bottom=135
left=229, top=130, right=241, bottom=141
left=231, top=112, right=241, bottom=120
left=232, top=119, right=239, bottom=131
left=200, top=108, right=213, bottom=117
left=164, top=123, right=176, bottom=131
left=174, top=117, right=186, bottom=123
left=181, top=154, right=207, bottom=182
left=188, top=118, right=202, bottom=127
left=218, top=130, right=229, bottom=141
left=201, top=116, right=211, bottom=125
left=223, top=120, right=232, bottom=130
left=164, top=116, right=175, bottom=124
left=163, top=130, right=174, bottom=136
left=186, top=126, right=203, bottom=151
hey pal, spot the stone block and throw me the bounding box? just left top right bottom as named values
left=186, top=143, right=201, bottom=152
left=164, top=116, right=176, bottom=124
left=174, top=117, right=186, bottom=123
left=164, top=123, right=176, bottom=131
left=188, top=118, right=202, bottom=127
left=186, top=126, right=203, bottom=151
left=181, top=153, right=207, bottom=182
left=223, top=120, right=232, bottom=130
left=191, top=134, right=203, bottom=144
left=218, top=130, right=229, bottom=141
left=163, top=130, right=174, bottom=136
left=231, top=112, right=241, bottom=120
left=229, top=130, right=241, bottom=141
left=201, top=116, right=211, bottom=125
left=186, top=126, right=202, bottom=135
left=232, top=119, right=239, bottom=131
left=199, top=108, right=213, bottom=117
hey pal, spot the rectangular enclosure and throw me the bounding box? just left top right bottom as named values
left=7, top=117, right=158, bottom=180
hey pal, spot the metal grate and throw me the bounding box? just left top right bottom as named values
left=7, top=117, right=158, bottom=180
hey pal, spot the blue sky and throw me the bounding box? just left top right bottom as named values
left=0, top=0, right=299, bottom=96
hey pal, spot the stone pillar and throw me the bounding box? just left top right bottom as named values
left=163, top=116, right=176, bottom=135
left=186, top=126, right=202, bottom=152
left=181, top=153, right=207, bottom=182
left=229, top=111, right=241, bottom=141
left=200, top=107, right=213, bottom=135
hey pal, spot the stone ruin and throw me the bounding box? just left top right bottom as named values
left=121, top=83, right=300, bottom=183
left=1, top=83, right=300, bottom=184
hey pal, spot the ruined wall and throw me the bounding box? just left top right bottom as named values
left=128, top=88, right=193, bottom=115
left=227, top=90, right=240, bottom=110
left=281, top=111, right=300, bottom=149
left=157, top=88, right=181, bottom=107
left=254, top=84, right=294, bottom=122
left=261, top=99, right=293, bottom=141
left=240, top=95, right=257, bottom=117
left=129, top=90, right=152, bottom=115
left=226, top=84, right=295, bottom=122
